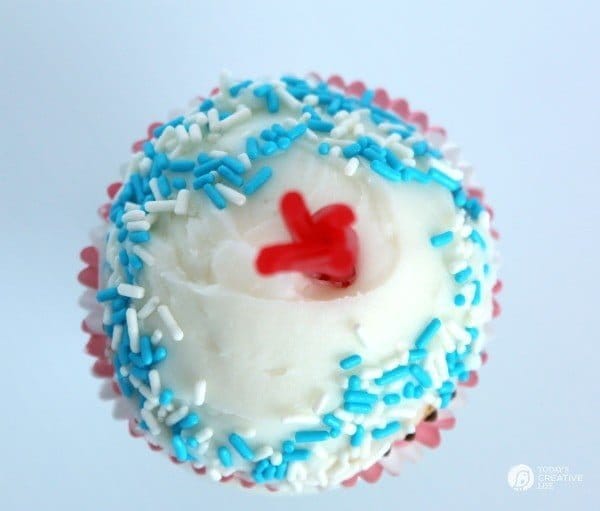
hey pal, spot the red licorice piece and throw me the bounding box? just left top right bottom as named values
left=255, top=191, right=359, bottom=287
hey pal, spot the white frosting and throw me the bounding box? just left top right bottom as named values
left=101, top=75, right=498, bottom=492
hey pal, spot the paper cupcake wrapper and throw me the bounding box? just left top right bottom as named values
left=78, top=73, right=502, bottom=490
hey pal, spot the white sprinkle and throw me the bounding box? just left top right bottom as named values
left=175, top=124, right=189, bottom=144
left=361, top=367, right=383, bottom=380
left=174, top=189, right=190, bottom=215
left=148, top=178, right=163, bottom=200
left=352, top=123, right=365, bottom=136
left=197, top=442, right=210, bottom=455
left=117, top=283, right=145, bottom=300
left=144, top=200, right=176, bottom=213
left=196, top=427, right=213, bottom=443
left=126, top=308, right=139, bottom=352
left=102, top=307, right=111, bottom=328
left=239, top=427, right=256, bottom=438
left=141, top=409, right=161, bottom=435
left=145, top=213, right=158, bottom=226
left=124, top=201, right=140, bottom=211
left=190, top=112, right=208, bottom=126
left=431, top=160, right=464, bottom=181
left=119, top=367, right=129, bottom=377
left=110, top=324, right=123, bottom=350
left=128, top=374, right=142, bottom=389
left=215, top=183, right=246, bottom=206
left=143, top=397, right=159, bottom=411
left=157, top=305, right=183, bottom=341
left=270, top=451, right=283, bottom=466
left=208, top=468, right=222, bottom=481
left=194, top=379, right=207, bottom=406
left=207, top=108, right=220, bottom=131
left=344, top=157, right=360, bottom=176
left=446, top=321, right=471, bottom=344
left=155, top=125, right=175, bottom=151
left=386, top=407, right=418, bottom=420
left=282, top=414, right=320, bottom=426
left=383, top=132, right=402, bottom=146
left=335, top=409, right=355, bottom=422
left=149, top=369, right=161, bottom=395
left=209, top=149, right=228, bottom=158
left=238, top=152, right=252, bottom=170
left=312, top=393, right=331, bottom=415
left=137, top=296, right=159, bottom=320
left=305, top=128, right=318, bottom=141
left=122, top=209, right=146, bottom=222
left=126, top=220, right=151, bottom=231
left=188, top=123, right=202, bottom=144
left=138, top=384, right=154, bottom=401
left=390, top=142, right=414, bottom=159
left=303, top=94, right=319, bottom=106
left=333, top=110, right=350, bottom=122
left=217, top=105, right=252, bottom=131
left=330, top=145, right=342, bottom=157
left=254, top=446, right=274, bottom=460
left=139, top=157, right=152, bottom=173
left=165, top=405, right=189, bottom=427
left=157, top=407, right=167, bottom=420
left=132, top=245, right=155, bottom=266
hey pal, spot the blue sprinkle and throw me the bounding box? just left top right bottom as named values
left=263, top=465, right=277, bottom=480
left=187, top=438, right=199, bottom=448
left=140, top=336, right=153, bottom=366
left=348, top=375, right=362, bottom=390
left=246, top=137, right=260, bottom=160
left=253, top=83, right=273, bottom=97
left=370, top=160, right=404, bottom=182
left=466, top=327, right=479, bottom=340
left=323, top=413, right=344, bottom=429
left=217, top=445, right=233, bottom=468
left=414, top=385, right=425, bottom=398
left=339, top=354, right=362, bottom=370
left=198, top=99, right=214, bottom=112
left=343, top=402, right=372, bottom=414
left=266, top=89, right=279, bottom=113
left=404, top=167, right=431, bottom=183
left=192, top=174, right=215, bottom=189
left=294, top=430, right=330, bottom=443
left=118, top=249, right=129, bottom=267
left=440, top=381, right=455, bottom=394
left=96, top=287, right=118, bottom=302
left=429, top=168, right=460, bottom=191
left=272, top=124, right=287, bottom=136
left=362, top=146, right=385, bottom=162
left=277, top=136, right=291, bottom=149
left=159, top=389, right=173, bottom=406
left=112, top=297, right=127, bottom=312
left=403, top=382, right=416, bottom=398
left=117, top=228, right=128, bottom=243
left=459, top=371, right=471, bottom=382
left=410, top=365, right=433, bottom=388
left=282, top=440, right=295, bottom=454
left=195, top=159, right=221, bottom=175
left=385, top=149, right=402, bottom=170
left=169, top=159, right=195, bottom=173
left=470, top=230, right=487, bottom=249
left=150, top=153, right=169, bottom=177
left=415, top=318, right=442, bottom=349
left=261, top=141, right=278, bottom=155
left=261, top=129, right=276, bottom=141
left=374, top=365, right=410, bottom=386
left=229, top=433, right=255, bottom=460
left=412, top=141, right=429, bottom=157
left=112, top=309, right=126, bottom=324
left=430, top=231, right=454, bottom=247
left=178, top=413, right=200, bottom=429
left=360, top=89, right=375, bottom=105
left=454, top=294, right=466, bottom=306
left=222, top=156, right=246, bottom=174
left=307, top=119, right=334, bottom=132
left=409, top=349, right=427, bottom=363
left=172, top=177, right=187, bottom=190
left=372, top=421, right=401, bottom=440
left=383, top=393, right=401, bottom=405
left=288, top=123, right=307, bottom=140
left=483, top=263, right=490, bottom=275
left=197, top=152, right=211, bottom=163
left=351, top=425, right=365, bottom=447
left=153, top=346, right=167, bottom=364
left=117, top=376, right=134, bottom=397
left=142, top=141, right=155, bottom=158
left=242, top=166, right=272, bottom=195
left=283, top=449, right=311, bottom=462
left=344, top=390, right=377, bottom=405
left=202, top=183, right=226, bottom=209
left=129, top=231, right=150, bottom=244
left=342, top=142, right=362, bottom=158
left=454, top=267, right=473, bottom=283
left=129, top=253, right=143, bottom=271
left=472, top=280, right=482, bottom=305
left=453, top=188, right=467, bottom=207
left=440, top=393, right=452, bottom=409
left=318, top=142, right=330, bottom=155
left=172, top=435, right=187, bottom=462
left=217, top=165, right=244, bottom=187
left=130, top=366, right=149, bottom=382
left=330, top=428, right=341, bottom=438
left=157, top=175, right=171, bottom=197
left=229, top=79, right=252, bottom=97
left=275, top=462, right=288, bottom=480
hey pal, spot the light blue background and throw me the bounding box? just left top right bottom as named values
left=1, top=1, right=598, bottom=509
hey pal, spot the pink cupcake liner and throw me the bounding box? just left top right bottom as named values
left=79, top=73, right=502, bottom=490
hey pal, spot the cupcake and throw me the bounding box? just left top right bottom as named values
left=79, top=72, right=501, bottom=493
